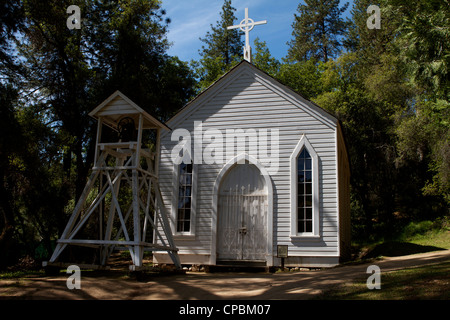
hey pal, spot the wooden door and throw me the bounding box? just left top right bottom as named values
left=217, top=163, right=268, bottom=261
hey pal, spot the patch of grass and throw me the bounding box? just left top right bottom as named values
left=0, top=269, right=44, bottom=280
left=353, top=218, right=450, bottom=260
left=407, top=227, right=450, bottom=249
left=401, top=220, right=435, bottom=239
left=327, top=218, right=450, bottom=299
left=317, top=261, right=450, bottom=300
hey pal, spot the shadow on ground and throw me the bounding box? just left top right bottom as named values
left=362, top=241, right=446, bottom=259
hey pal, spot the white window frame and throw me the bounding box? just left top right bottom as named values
left=290, top=135, right=320, bottom=238
left=172, top=157, right=197, bottom=239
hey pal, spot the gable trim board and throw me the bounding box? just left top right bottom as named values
left=155, top=60, right=350, bottom=268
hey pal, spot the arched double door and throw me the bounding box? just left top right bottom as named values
left=217, top=161, right=268, bottom=262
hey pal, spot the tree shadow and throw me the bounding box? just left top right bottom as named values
left=362, top=241, right=446, bottom=259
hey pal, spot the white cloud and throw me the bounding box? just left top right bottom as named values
left=163, top=1, right=223, bottom=60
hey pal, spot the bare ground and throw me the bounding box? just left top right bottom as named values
left=1, top=249, right=449, bottom=300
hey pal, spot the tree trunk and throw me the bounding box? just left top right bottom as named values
left=74, top=140, right=86, bottom=201
left=0, top=177, right=16, bottom=268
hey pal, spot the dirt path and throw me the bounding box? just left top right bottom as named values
left=1, top=249, right=449, bottom=300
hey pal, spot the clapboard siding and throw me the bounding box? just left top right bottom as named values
left=157, top=62, right=345, bottom=265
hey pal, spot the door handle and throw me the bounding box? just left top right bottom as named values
left=239, top=227, right=247, bottom=235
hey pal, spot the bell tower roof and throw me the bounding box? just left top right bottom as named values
left=89, top=90, right=170, bottom=131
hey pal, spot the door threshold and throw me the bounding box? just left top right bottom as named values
left=216, top=260, right=267, bottom=267
left=208, top=260, right=271, bottom=273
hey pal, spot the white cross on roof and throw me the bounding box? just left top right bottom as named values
left=227, top=8, right=267, bottom=63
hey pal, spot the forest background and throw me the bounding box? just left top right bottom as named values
left=0, top=0, right=448, bottom=268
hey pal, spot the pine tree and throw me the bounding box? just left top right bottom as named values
left=15, top=0, right=195, bottom=245
left=85, top=0, right=195, bottom=121
left=344, top=0, right=400, bottom=70
left=19, top=0, right=195, bottom=197
left=392, top=0, right=450, bottom=205
left=0, top=0, right=24, bottom=82
left=195, top=0, right=243, bottom=90
left=287, top=0, right=349, bottom=62
left=252, top=37, right=280, bottom=77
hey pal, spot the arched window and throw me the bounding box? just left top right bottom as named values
left=290, top=135, right=320, bottom=238
left=297, top=148, right=313, bottom=233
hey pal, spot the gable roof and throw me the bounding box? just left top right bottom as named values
left=89, top=90, right=170, bottom=131
left=166, top=60, right=338, bottom=130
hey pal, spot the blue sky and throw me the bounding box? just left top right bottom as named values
left=161, top=0, right=354, bottom=62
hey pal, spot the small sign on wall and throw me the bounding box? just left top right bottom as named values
left=277, top=245, right=288, bottom=258
left=277, top=245, right=288, bottom=269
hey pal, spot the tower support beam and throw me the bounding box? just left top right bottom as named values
left=45, top=91, right=180, bottom=270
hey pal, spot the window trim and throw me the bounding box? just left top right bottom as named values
left=172, top=158, right=197, bottom=238
left=290, top=135, right=320, bottom=238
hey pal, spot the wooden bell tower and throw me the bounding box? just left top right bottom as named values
left=45, top=91, right=181, bottom=270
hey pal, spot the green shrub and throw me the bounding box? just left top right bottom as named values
left=401, top=221, right=434, bottom=239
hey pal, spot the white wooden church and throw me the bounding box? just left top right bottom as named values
left=47, top=8, right=350, bottom=270
left=154, top=60, right=351, bottom=268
